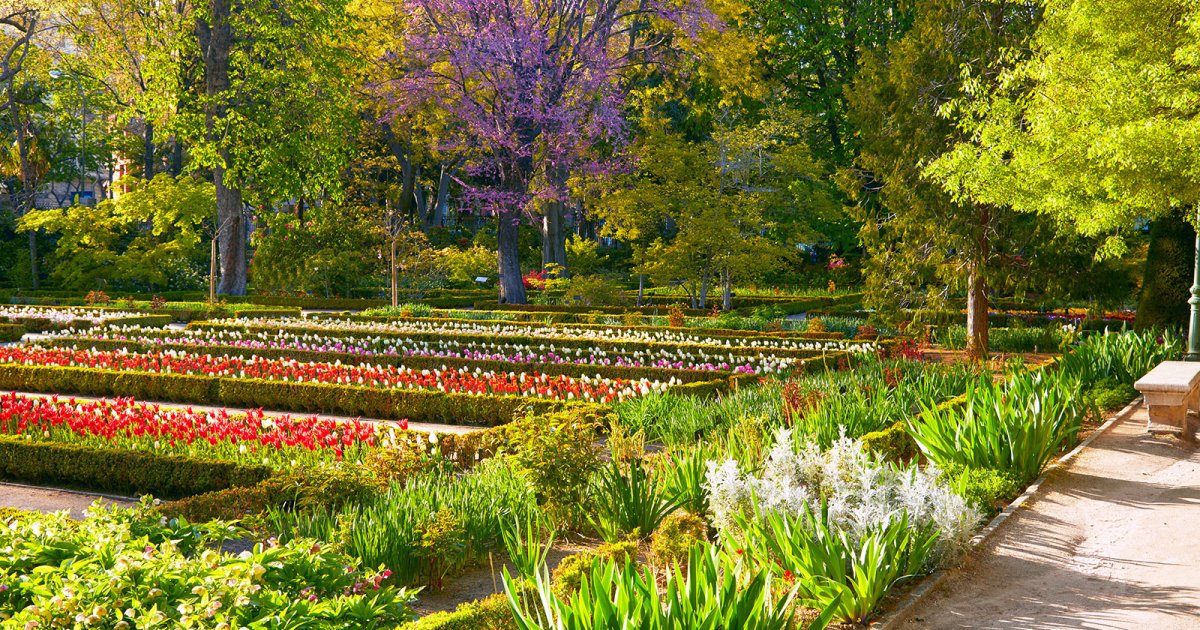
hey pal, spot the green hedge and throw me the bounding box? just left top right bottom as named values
left=233, top=308, right=303, bottom=319
left=473, top=301, right=711, bottom=316
left=105, top=314, right=174, bottom=328
left=0, top=436, right=270, bottom=499
left=0, top=323, right=23, bottom=342
left=42, top=338, right=743, bottom=385
left=0, top=363, right=597, bottom=426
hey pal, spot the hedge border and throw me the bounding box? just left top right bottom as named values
left=0, top=435, right=270, bottom=499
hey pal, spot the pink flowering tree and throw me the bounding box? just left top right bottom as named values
left=382, top=0, right=709, bottom=303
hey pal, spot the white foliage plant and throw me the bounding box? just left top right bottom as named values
left=705, top=428, right=982, bottom=568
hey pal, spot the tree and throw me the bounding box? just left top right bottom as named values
left=384, top=0, right=709, bottom=304
left=187, top=0, right=364, bottom=295
left=18, top=174, right=213, bottom=290
left=844, top=0, right=1039, bottom=359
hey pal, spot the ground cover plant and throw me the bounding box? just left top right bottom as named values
left=0, top=503, right=416, bottom=628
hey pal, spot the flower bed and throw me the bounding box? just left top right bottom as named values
left=0, top=346, right=664, bottom=403
left=0, top=305, right=171, bottom=332
left=48, top=325, right=789, bottom=375
left=0, top=393, right=389, bottom=466
left=193, top=317, right=872, bottom=358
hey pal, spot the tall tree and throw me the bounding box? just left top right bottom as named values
left=845, top=0, right=1039, bottom=359
left=385, top=0, right=709, bottom=303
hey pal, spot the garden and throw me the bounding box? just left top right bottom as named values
left=0, top=300, right=1179, bottom=628
left=1, top=0, right=1196, bottom=626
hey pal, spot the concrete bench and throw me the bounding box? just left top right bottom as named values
left=1134, top=361, right=1200, bottom=440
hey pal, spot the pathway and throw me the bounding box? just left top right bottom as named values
left=895, top=404, right=1200, bottom=629
left=0, top=482, right=135, bottom=519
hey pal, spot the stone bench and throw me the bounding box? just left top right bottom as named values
left=1134, top=361, right=1200, bottom=441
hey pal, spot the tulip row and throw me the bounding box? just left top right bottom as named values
left=0, top=393, right=410, bottom=466
left=0, top=346, right=667, bottom=403
left=0, top=305, right=147, bottom=326
left=53, top=325, right=787, bottom=374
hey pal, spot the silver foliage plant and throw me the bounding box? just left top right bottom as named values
left=705, top=428, right=982, bottom=568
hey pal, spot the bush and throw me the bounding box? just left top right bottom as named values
left=1086, top=377, right=1139, bottom=411
left=505, top=407, right=603, bottom=528
left=0, top=505, right=415, bottom=628
left=0, top=323, right=23, bottom=342
left=550, top=540, right=638, bottom=597
left=940, top=463, right=1024, bottom=514
left=400, top=592, right=516, bottom=630
left=649, top=510, right=708, bottom=568
left=0, top=435, right=270, bottom=499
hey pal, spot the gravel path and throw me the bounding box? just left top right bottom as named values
left=898, top=405, right=1200, bottom=629
left=0, top=482, right=136, bottom=519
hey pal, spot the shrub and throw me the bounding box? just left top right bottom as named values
left=0, top=505, right=415, bottom=628
left=401, top=592, right=516, bottom=630
left=649, top=510, right=708, bottom=568
left=667, top=303, right=686, bottom=327
left=940, top=463, right=1024, bottom=513
left=1086, top=377, right=1139, bottom=411
left=165, top=465, right=379, bottom=522
left=550, top=540, right=638, bottom=597
left=0, top=323, right=23, bottom=342
left=505, top=408, right=603, bottom=528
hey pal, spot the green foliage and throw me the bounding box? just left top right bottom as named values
left=0, top=323, right=23, bottom=342
left=934, top=325, right=1065, bottom=353
left=939, top=463, right=1024, bottom=514
left=0, top=435, right=270, bottom=499
left=505, top=408, right=603, bottom=528
left=165, top=464, right=379, bottom=522
left=549, top=540, right=638, bottom=598
left=1058, top=328, right=1182, bottom=387
left=660, top=443, right=712, bottom=516
left=400, top=592, right=517, bottom=630
left=588, top=458, right=680, bottom=543
left=18, top=174, right=213, bottom=291
left=502, top=511, right=557, bottom=579
left=562, top=275, right=624, bottom=307
left=649, top=510, right=708, bottom=568
left=504, top=544, right=801, bottom=630
left=251, top=205, right=386, bottom=297
left=729, top=504, right=938, bottom=624
left=908, top=370, right=1093, bottom=483
left=268, top=458, right=537, bottom=589
left=1087, top=378, right=1139, bottom=412
left=0, top=505, right=415, bottom=628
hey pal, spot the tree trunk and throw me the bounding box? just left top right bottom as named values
left=143, top=120, right=155, bottom=179
left=541, top=203, right=568, bottom=276
left=1135, top=212, right=1195, bottom=329
left=699, top=267, right=710, bottom=309
left=965, top=205, right=991, bottom=361
left=497, top=213, right=527, bottom=304
left=214, top=164, right=246, bottom=295
left=722, top=267, right=732, bottom=311
left=432, top=163, right=451, bottom=227
left=637, top=274, right=644, bottom=307
left=199, top=0, right=246, bottom=296
left=9, top=85, right=37, bottom=289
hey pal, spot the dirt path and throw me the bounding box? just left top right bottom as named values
left=0, top=482, right=135, bottom=519
left=898, top=405, right=1200, bottom=629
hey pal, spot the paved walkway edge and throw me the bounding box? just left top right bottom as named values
left=0, top=481, right=141, bottom=505
left=870, top=395, right=1144, bottom=630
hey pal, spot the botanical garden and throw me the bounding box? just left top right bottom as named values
left=0, top=0, right=1198, bottom=628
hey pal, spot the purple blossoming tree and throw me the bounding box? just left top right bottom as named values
left=383, top=0, right=709, bottom=303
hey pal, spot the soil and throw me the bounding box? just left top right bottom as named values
left=894, top=404, right=1200, bottom=629
left=409, top=538, right=600, bottom=616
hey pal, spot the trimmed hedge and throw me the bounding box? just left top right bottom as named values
left=233, top=308, right=303, bottom=319
left=0, top=436, right=270, bottom=499
left=0, top=363, right=596, bottom=426
left=0, top=323, right=23, bottom=342
left=105, top=314, right=174, bottom=328
left=473, top=301, right=711, bottom=316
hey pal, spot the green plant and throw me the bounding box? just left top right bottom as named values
left=660, top=443, right=711, bottom=516
left=588, top=458, right=680, bottom=542
left=550, top=540, right=638, bottom=597
left=649, top=510, right=708, bottom=568
left=939, top=463, right=1024, bottom=513
left=506, top=408, right=603, bottom=528
left=729, top=504, right=938, bottom=625
left=667, top=303, right=686, bottom=327
left=419, top=508, right=468, bottom=591
left=0, top=504, right=415, bottom=628
left=503, top=510, right=557, bottom=579
left=1059, top=328, right=1181, bottom=386
left=504, top=544, right=806, bottom=630
left=908, top=369, right=1092, bottom=482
